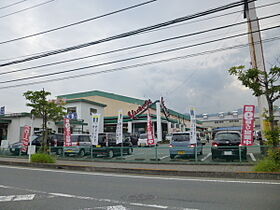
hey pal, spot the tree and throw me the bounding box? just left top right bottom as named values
left=23, top=89, right=66, bottom=153
left=228, top=65, right=280, bottom=146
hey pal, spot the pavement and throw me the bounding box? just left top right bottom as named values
left=0, top=156, right=279, bottom=180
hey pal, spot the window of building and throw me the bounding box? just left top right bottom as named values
left=90, top=108, right=97, bottom=115
left=67, top=107, right=76, bottom=113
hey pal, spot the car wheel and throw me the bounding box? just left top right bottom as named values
left=170, top=154, right=175, bottom=159
left=199, top=150, right=203, bottom=155
left=79, top=149, right=85, bottom=157
left=56, top=148, right=63, bottom=156
left=108, top=150, right=114, bottom=158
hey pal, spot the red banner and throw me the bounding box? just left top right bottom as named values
left=241, top=105, right=255, bottom=146
left=64, top=118, right=72, bottom=147
left=147, top=109, right=155, bottom=146
left=21, top=126, right=31, bottom=152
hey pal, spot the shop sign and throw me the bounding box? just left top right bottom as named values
left=0, top=106, right=5, bottom=115
left=21, top=126, right=31, bottom=152
left=128, top=99, right=152, bottom=119
left=160, top=97, right=170, bottom=117
left=241, top=105, right=255, bottom=146
left=64, top=118, right=72, bottom=147
left=91, top=114, right=101, bottom=146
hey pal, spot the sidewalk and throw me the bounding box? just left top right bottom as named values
left=0, top=157, right=279, bottom=180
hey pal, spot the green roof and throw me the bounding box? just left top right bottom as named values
left=66, top=99, right=107, bottom=107
left=0, top=112, right=31, bottom=118
left=58, top=90, right=190, bottom=121
left=0, top=119, right=12, bottom=123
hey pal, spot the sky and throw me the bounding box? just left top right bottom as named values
left=0, top=0, right=279, bottom=115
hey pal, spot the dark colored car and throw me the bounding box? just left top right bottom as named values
left=92, top=133, right=133, bottom=158
left=211, top=131, right=247, bottom=160
left=9, top=134, right=64, bottom=155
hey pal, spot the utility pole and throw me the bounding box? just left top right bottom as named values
left=244, top=0, right=268, bottom=137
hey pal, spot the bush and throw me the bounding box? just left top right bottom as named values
left=254, top=158, right=280, bottom=172
left=31, top=153, right=56, bottom=163
left=268, top=148, right=280, bottom=162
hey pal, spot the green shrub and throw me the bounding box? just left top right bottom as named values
left=31, top=153, right=56, bottom=163
left=268, top=148, right=280, bottom=162
left=254, top=158, right=280, bottom=172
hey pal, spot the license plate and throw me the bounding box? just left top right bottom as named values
left=178, top=151, right=186, bottom=155
left=224, top=151, right=232, bottom=155
left=96, top=145, right=101, bottom=148
left=66, top=150, right=74, bottom=152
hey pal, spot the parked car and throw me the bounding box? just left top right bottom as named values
left=92, top=133, right=133, bottom=158
left=64, top=134, right=92, bottom=157
left=165, top=134, right=173, bottom=142
left=169, top=132, right=203, bottom=159
left=137, top=133, right=158, bottom=147
left=211, top=131, right=247, bottom=160
left=9, top=134, right=64, bottom=155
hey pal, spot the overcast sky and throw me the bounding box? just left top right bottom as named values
left=0, top=0, right=279, bottom=115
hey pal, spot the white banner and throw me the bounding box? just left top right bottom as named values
left=116, top=110, right=123, bottom=144
left=91, top=114, right=101, bottom=146
left=189, top=107, right=197, bottom=144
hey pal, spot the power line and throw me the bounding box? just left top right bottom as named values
left=1, top=13, right=279, bottom=76
left=0, top=0, right=27, bottom=10
left=0, top=0, right=255, bottom=67
left=0, top=0, right=157, bottom=45
left=1, top=24, right=279, bottom=84
left=4, top=0, right=277, bottom=62
left=0, top=35, right=278, bottom=90
left=0, top=0, right=55, bottom=19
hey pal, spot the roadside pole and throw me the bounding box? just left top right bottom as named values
left=156, top=101, right=162, bottom=162
left=28, top=114, right=34, bottom=163
left=245, top=0, right=268, bottom=137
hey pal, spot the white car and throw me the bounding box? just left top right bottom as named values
left=138, top=133, right=157, bottom=147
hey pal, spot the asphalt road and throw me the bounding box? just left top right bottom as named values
left=0, top=165, right=279, bottom=210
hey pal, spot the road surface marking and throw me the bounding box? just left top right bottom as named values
left=93, top=205, right=128, bottom=210
left=201, top=153, right=211, bottom=161
left=0, top=165, right=279, bottom=185
left=0, top=194, right=35, bottom=202
left=159, top=155, right=169, bottom=160
left=249, top=153, right=256, bottom=161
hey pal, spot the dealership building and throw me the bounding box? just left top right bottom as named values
left=0, top=90, right=192, bottom=144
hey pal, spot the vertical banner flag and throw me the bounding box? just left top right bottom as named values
left=116, top=110, right=123, bottom=144
left=21, top=126, right=31, bottom=152
left=242, top=105, right=255, bottom=146
left=156, top=101, right=162, bottom=142
left=147, top=109, right=155, bottom=146
left=0, top=106, right=5, bottom=115
left=91, top=114, right=101, bottom=146
left=189, top=107, right=197, bottom=144
left=64, top=118, right=72, bottom=147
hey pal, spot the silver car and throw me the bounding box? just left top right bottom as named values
left=64, top=134, right=92, bottom=157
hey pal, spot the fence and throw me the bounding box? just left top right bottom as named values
left=1, top=144, right=278, bottom=164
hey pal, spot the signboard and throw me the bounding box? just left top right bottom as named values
left=147, top=109, right=155, bottom=146
left=0, top=140, right=9, bottom=149
left=241, top=105, right=255, bottom=146
left=28, top=145, right=36, bottom=155
left=116, top=110, right=123, bottom=144
left=21, top=126, right=31, bottom=152
left=91, top=114, right=101, bottom=146
left=0, top=106, right=5, bottom=115
left=128, top=99, right=152, bottom=119
left=64, top=118, right=72, bottom=147
left=189, top=107, right=197, bottom=144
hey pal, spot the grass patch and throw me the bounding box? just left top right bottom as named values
left=31, top=153, right=56, bottom=163
left=254, top=158, right=280, bottom=172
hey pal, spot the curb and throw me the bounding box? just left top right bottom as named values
left=0, top=160, right=279, bottom=180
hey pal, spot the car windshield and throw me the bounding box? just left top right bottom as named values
left=139, top=134, right=147, bottom=139
left=172, top=134, right=190, bottom=141
left=215, top=133, right=240, bottom=141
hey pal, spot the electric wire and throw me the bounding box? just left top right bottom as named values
left=0, top=0, right=157, bottom=45
left=0, top=0, right=27, bottom=10
left=0, top=0, right=55, bottom=19
left=0, top=0, right=255, bottom=67
left=0, top=35, right=278, bottom=90
left=1, top=13, right=278, bottom=76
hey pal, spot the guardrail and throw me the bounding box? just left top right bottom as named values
left=1, top=144, right=278, bottom=164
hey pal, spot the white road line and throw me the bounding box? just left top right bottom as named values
left=249, top=153, right=256, bottom=162
left=0, top=194, right=35, bottom=202
left=159, top=155, right=169, bottom=160
left=201, top=153, right=211, bottom=162
left=0, top=165, right=279, bottom=185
